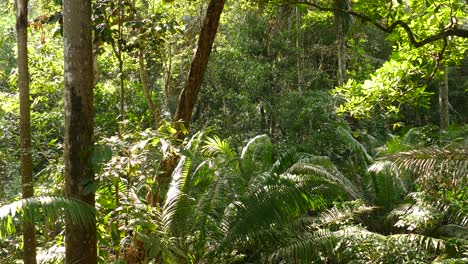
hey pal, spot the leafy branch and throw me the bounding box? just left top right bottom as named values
left=288, top=1, right=468, bottom=48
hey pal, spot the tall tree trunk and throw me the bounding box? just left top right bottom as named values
left=296, top=6, right=303, bottom=90
left=162, top=44, right=173, bottom=119
left=139, top=48, right=161, bottom=127
left=16, top=1, right=37, bottom=263
left=148, top=0, right=225, bottom=206
left=63, top=0, right=96, bottom=263
left=334, top=0, right=348, bottom=86
left=173, top=0, right=226, bottom=139
left=109, top=0, right=125, bottom=135
left=439, top=64, right=449, bottom=130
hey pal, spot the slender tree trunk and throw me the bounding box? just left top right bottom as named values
left=148, top=0, right=225, bottom=206
left=335, top=0, right=348, bottom=86
left=63, top=0, right=96, bottom=263
left=439, top=64, right=449, bottom=130
left=163, top=45, right=173, bottom=119
left=109, top=0, right=125, bottom=134
left=296, top=6, right=303, bottom=90
left=16, top=1, right=36, bottom=263
left=173, top=0, right=226, bottom=139
left=139, top=48, right=161, bottom=127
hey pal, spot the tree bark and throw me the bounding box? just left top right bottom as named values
left=16, top=0, right=37, bottom=263
left=173, top=0, right=226, bottom=139
left=334, top=0, right=348, bottom=86
left=148, top=0, right=225, bottom=206
left=296, top=6, right=303, bottom=90
left=439, top=64, right=449, bottom=130
left=63, top=0, right=97, bottom=263
left=139, top=48, right=161, bottom=128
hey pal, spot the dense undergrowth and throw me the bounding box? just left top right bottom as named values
left=1, top=124, right=467, bottom=263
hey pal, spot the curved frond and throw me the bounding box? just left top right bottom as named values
left=387, top=233, right=446, bottom=253
left=384, top=148, right=468, bottom=193
left=203, top=136, right=235, bottom=159
left=336, top=126, right=374, bottom=164
left=288, top=161, right=363, bottom=200
left=437, top=224, right=468, bottom=240
left=161, top=154, right=191, bottom=233
left=368, top=160, right=409, bottom=209
left=0, top=195, right=95, bottom=237
left=271, top=230, right=336, bottom=263
left=220, top=181, right=328, bottom=248
left=240, top=134, right=273, bottom=173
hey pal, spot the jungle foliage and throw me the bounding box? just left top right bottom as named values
left=0, top=0, right=467, bottom=263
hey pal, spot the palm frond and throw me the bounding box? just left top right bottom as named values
left=240, top=134, right=273, bottom=173
left=271, top=230, right=336, bottom=263
left=317, top=201, right=375, bottom=229
left=202, top=136, right=235, bottom=159
left=336, top=126, right=374, bottom=164
left=437, top=224, right=468, bottom=240
left=0, top=195, right=95, bottom=237
left=387, top=233, right=446, bottom=253
left=384, top=148, right=468, bottom=193
left=37, top=245, right=65, bottom=264
left=161, top=154, right=191, bottom=233
left=368, top=160, right=410, bottom=209
left=220, top=180, right=327, bottom=248
left=288, top=161, right=363, bottom=200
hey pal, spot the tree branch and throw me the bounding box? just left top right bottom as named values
left=288, top=1, right=468, bottom=48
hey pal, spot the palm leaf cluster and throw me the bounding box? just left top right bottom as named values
left=142, top=133, right=356, bottom=263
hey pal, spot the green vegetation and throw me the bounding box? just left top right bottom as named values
left=0, top=0, right=467, bottom=263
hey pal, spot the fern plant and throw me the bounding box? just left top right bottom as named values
left=0, top=195, right=95, bottom=237
left=130, top=133, right=353, bottom=263
left=271, top=126, right=468, bottom=263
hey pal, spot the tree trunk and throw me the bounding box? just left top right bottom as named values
left=296, top=6, right=303, bottom=90
left=439, top=64, right=449, bottom=130
left=148, top=0, right=225, bottom=206
left=63, top=0, right=97, bottom=263
left=173, top=0, right=226, bottom=139
left=334, top=0, right=348, bottom=86
left=139, top=48, right=161, bottom=127
left=16, top=1, right=37, bottom=263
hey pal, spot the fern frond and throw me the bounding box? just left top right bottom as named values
left=288, top=162, right=363, bottom=200
left=0, top=195, right=95, bottom=237
left=387, top=233, right=446, bottom=252
left=384, top=148, right=468, bottom=193
left=220, top=181, right=327, bottom=248
left=203, top=136, right=235, bottom=159
left=437, top=225, right=468, bottom=240
left=271, top=230, right=336, bottom=263
left=240, top=134, right=273, bottom=172
left=368, top=160, right=410, bottom=209
left=161, top=154, right=191, bottom=234
left=317, top=201, right=375, bottom=229
left=336, top=126, right=374, bottom=164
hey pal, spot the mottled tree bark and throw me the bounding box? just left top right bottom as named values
left=439, top=64, right=449, bottom=130
left=173, top=0, right=226, bottom=138
left=16, top=0, right=37, bottom=263
left=149, top=0, right=225, bottom=206
left=63, top=0, right=97, bottom=263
